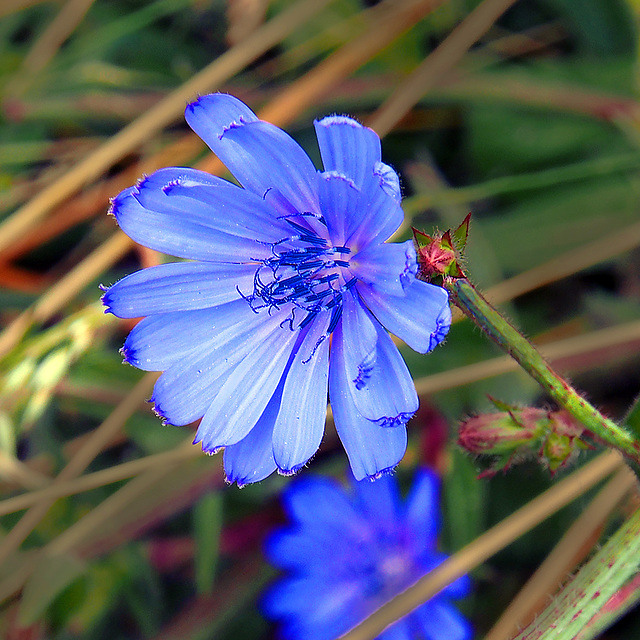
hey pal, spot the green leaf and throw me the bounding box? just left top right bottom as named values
left=442, top=449, right=486, bottom=551
left=540, top=0, right=636, bottom=56
left=18, top=553, right=86, bottom=626
left=624, top=393, right=640, bottom=440
left=193, top=491, right=223, bottom=595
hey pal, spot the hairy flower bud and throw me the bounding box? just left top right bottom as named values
left=459, top=402, right=589, bottom=475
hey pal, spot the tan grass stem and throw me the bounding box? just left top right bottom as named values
left=485, top=220, right=640, bottom=305
left=0, top=0, right=334, bottom=256
left=20, top=0, right=97, bottom=76
left=0, top=373, right=156, bottom=568
left=340, top=451, right=625, bottom=640
left=0, top=233, right=133, bottom=358
left=0, top=439, right=197, bottom=517
left=256, top=0, right=448, bottom=128
left=414, top=319, right=640, bottom=396
left=367, top=0, right=520, bottom=137
left=485, top=465, right=638, bottom=640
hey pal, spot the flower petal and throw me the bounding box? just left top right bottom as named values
left=288, top=476, right=361, bottom=524
left=318, top=171, right=361, bottom=247
left=111, top=185, right=273, bottom=263
left=272, top=314, right=331, bottom=475
left=103, top=261, right=256, bottom=318
left=150, top=304, right=285, bottom=425
left=262, top=575, right=363, bottom=640
left=346, top=169, right=404, bottom=251
left=194, top=320, right=299, bottom=450
left=328, top=320, right=407, bottom=480
left=349, top=240, right=417, bottom=297
left=404, top=469, right=441, bottom=552
left=414, top=601, right=473, bottom=640
left=342, top=292, right=418, bottom=427
left=122, top=300, right=257, bottom=371
left=185, top=94, right=319, bottom=213
left=357, top=278, right=451, bottom=353
left=223, top=387, right=281, bottom=487
left=378, top=618, right=413, bottom=640
left=340, top=290, right=378, bottom=395
left=135, top=167, right=291, bottom=235
left=354, top=473, right=401, bottom=524
left=313, top=115, right=381, bottom=191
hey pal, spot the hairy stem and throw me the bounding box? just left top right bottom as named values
left=445, top=277, right=640, bottom=467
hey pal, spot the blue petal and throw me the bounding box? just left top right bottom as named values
left=350, top=240, right=417, bottom=297
left=194, top=319, right=299, bottom=449
left=318, top=171, right=360, bottom=247
left=280, top=476, right=363, bottom=532
left=377, top=618, right=413, bottom=640
left=223, top=385, right=281, bottom=487
left=272, top=314, right=331, bottom=475
left=340, top=290, right=378, bottom=395
left=353, top=473, right=401, bottom=529
left=150, top=304, right=285, bottom=425
left=357, top=278, right=451, bottom=354
left=135, top=167, right=291, bottom=236
left=404, top=469, right=441, bottom=553
left=346, top=170, right=404, bottom=252
left=262, top=575, right=364, bottom=640
left=110, top=185, right=274, bottom=263
left=122, top=300, right=257, bottom=371
left=185, top=94, right=320, bottom=213
left=328, top=320, right=408, bottom=480
left=103, top=261, right=255, bottom=318
left=414, top=600, right=473, bottom=640
left=342, top=292, right=418, bottom=427
left=313, top=115, right=381, bottom=191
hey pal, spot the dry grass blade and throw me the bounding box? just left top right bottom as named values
left=0, top=373, right=156, bottom=568
left=256, top=0, right=448, bottom=128
left=0, top=439, right=199, bottom=517
left=367, top=0, right=520, bottom=136
left=0, top=233, right=133, bottom=358
left=485, top=465, right=638, bottom=640
left=0, top=0, right=335, bottom=256
left=414, top=319, right=640, bottom=395
left=485, top=220, right=640, bottom=305
left=339, top=451, right=625, bottom=640
left=17, top=0, right=97, bottom=77
left=0, top=0, right=46, bottom=19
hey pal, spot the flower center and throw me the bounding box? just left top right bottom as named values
left=238, top=218, right=356, bottom=334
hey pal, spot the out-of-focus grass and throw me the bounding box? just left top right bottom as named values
left=0, top=0, right=639, bottom=638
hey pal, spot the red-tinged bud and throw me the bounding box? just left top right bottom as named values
left=459, top=403, right=589, bottom=476
left=458, top=408, right=545, bottom=456
left=413, top=214, right=470, bottom=282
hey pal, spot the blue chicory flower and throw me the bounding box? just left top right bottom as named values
left=102, top=94, right=452, bottom=485
left=263, top=468, right=472, bottom=640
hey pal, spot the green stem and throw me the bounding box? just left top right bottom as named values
left=513, top=502, right=640, bottom=640
left=445, top=277, right=640, bottom=466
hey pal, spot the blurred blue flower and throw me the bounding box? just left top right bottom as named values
left=102, top=94, right=451, bottom=485
left=263, top=469, right=472, bottom=640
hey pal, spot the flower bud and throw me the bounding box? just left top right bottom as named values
left=458, top=403, right=588, bottom=475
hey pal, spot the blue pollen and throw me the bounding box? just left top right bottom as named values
left=237, top=226, right=354, bottom=339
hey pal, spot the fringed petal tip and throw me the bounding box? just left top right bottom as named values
left=314, top=114, right=365, bottom=129
left=276, top=458, right=312, bottom=478
left=364, top=465, right=398, bottom=482
left=372, top=411, right=415, bottom=429
left=100, top=289, right=115, bottom=315
left=374, top=161, right=401, bottom=203
left=428, top=304, right=453, bottom=352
